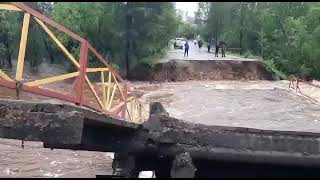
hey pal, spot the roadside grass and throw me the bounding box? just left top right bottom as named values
left=226, top=51, right=259, bottom=59
left=226, top=51, right=288, bottom=80
left=260, top=59, right=288, bottom=80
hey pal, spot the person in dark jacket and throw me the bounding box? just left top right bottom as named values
left=184, top=41, right=189, bottom=57
left=215, top=43, right=219, bottom=57
left=198, top=40, right=203, bottom=52
left=207, top=43, right=211, bottom=53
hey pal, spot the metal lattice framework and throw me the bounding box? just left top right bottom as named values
left=0, top=2, right=147, bottom=124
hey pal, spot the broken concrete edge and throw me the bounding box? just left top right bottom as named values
left=145, top=114, right=320, bottom=152
left=0, top=99, right=141, bottom=146
left=132, top=102, right=320, bottom=167
left=0, top=102, right=85, bottom=144
left=143, top=114, right=320, bottom=139
left=0, top=99, right=140, bottom=129
left=145, top=101, right=320, bottom=138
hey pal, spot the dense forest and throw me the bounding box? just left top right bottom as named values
left=0, top=2, right=179, bottom=77
left=195, top=2, right=320, bottom=79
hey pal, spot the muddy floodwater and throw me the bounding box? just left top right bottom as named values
left=134, top=80, right=320, bottom=132
left=0, top=138, right=113, bottom=178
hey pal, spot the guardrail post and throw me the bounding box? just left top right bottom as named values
left=76, top=42, right=88, bottom=106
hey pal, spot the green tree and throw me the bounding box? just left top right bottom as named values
left=198, top=2, right=320, bottom=79
left=49, top=2, right=178, bottom=77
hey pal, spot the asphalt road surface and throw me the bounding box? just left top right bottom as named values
left=160, top=40, right=258, bottom=62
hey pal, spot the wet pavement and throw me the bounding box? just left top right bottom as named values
left=160, top=40, right=258, bottom=62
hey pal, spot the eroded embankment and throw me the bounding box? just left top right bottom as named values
left=129, top=60, right=274, bottom=82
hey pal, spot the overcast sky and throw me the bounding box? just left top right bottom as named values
left=175, top=2, right=198, bottom=17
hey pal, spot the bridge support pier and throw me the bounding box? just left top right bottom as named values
left=112, top=153, right=140, bottom=178
left=170, top=152, right=196, bottom=178
left=111, top=152, right=196, bottom=178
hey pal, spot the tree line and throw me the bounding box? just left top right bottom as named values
left=0, top=2, right=179, bottom=77
left=196, top=2, right=320, bottom=79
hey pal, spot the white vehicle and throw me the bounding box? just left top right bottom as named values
left=174, top=38, right=185, bottom=49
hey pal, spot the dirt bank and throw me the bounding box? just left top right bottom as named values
left=129, top=60, right=274, bottom=82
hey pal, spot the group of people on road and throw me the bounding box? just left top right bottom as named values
left=182, top=39, right=227, bottom=58
left=206, top=39, right=227, bottom=57
left=214, top=41, right=227, bottom=57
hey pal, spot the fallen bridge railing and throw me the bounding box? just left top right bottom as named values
left=0, top=2, right=147, bottom=123
left=288, top=76, right=320, bottom=103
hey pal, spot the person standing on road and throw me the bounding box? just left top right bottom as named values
left=219, top=41, right=227, bottom=57
left=215, top=43, right=219, bottom=57
left=207, top=42, right=211, bottom=53
left=184, top=41, right=189, bottom=57
left=198, top=40, right=203, bottom=52
left=193, top=39, right=197, bottom=45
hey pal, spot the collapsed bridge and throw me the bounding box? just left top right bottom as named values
left=1, top=2, right=320, bottom=178
left=1, top=100, right=320, bottom=178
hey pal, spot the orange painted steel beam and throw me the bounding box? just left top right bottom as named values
left=107, top=83, right=117, bottom=110
left=0, top=79, right=106, bottom=115
left=22, top=85, right=77, bottom=103
left=107, top=71, right=112, bottom=109
left=0, top=2, right=136, bottom=118
left=122, top=84, right=128, bottom=119
left=101, top=71, right=107, bottom=109
left=25, top=67, right=109, bottom=87
left=25, top=72, right=79, bottom=86
left=112, top=73, right=126, bottom=101
left=11, top=2, right=86, bottom=43
left=16, top=13, right=30, bottom=81
left=85, top=76, right=104, bottom=109
left=0, top=79, right=76, bottom=104
left=86, top=68, right=109, bottom=73
left=87, top=43, right=125, bottom=83
left=34, top=17, right=80, bottom=68
left=11, top=2, right=124, bottom=83
left=77, top=42, right=88, bottom=106
left=0, top=79, right=17, bottom=89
